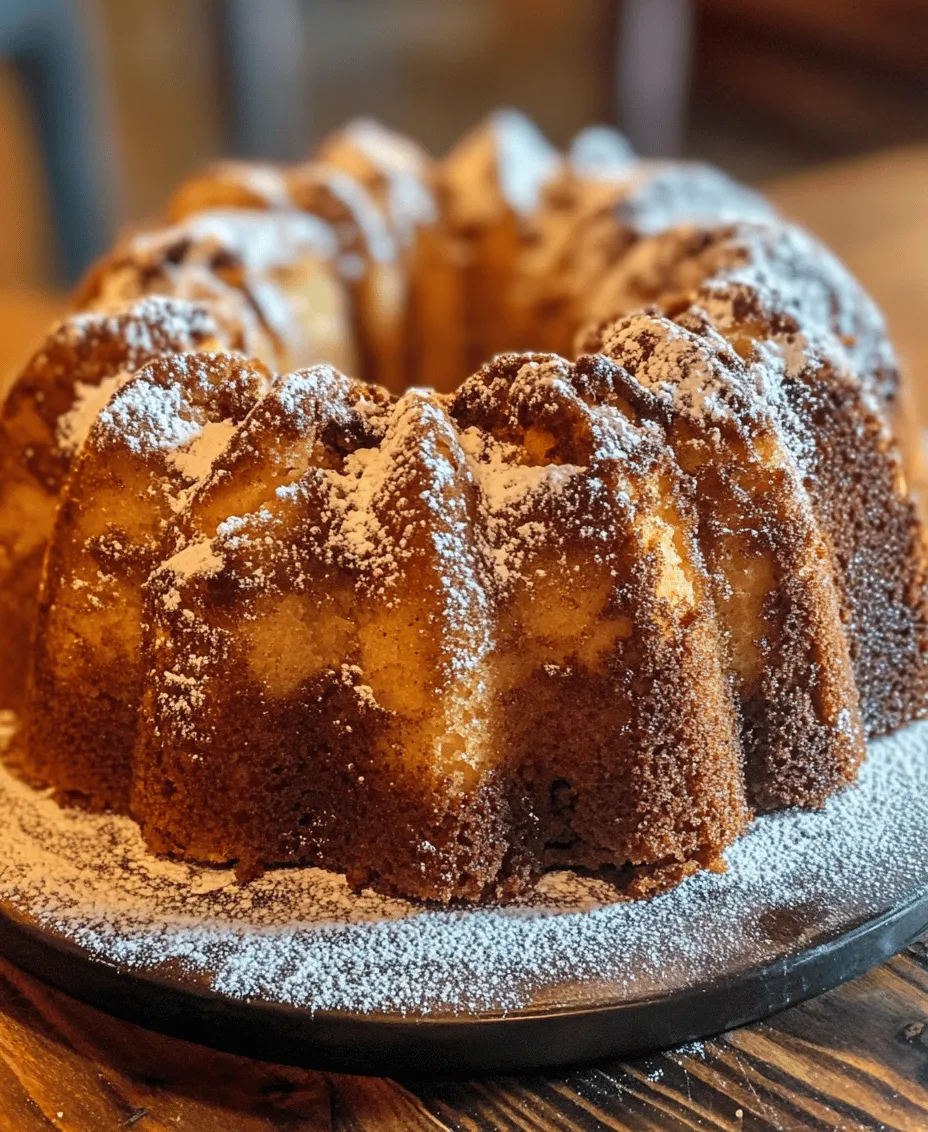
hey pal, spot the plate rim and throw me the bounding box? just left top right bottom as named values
left=2, top=869, right=926, bottom=1075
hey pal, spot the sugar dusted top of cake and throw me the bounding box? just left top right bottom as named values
left=161, top=536, right=226, bottom=582
left=49, top=298, right=225, bottom=461
left=590, top=311, right=767, bottom=426
left=201, top=161, right=294, bottom=210
left=86, top=355, right=267, bottom=474
left=440, top=109, right=561, bottom=227
left=59, top=295, right=220, bottom=352
left=322, top=118, right=438, bottom=244
left=456, top=425, right=579, bottom=515
left=567, top=126, right=635, bottom=181
left=93, top=370, right=204, bottom=455
left=619, top=161, right=776, bottom=237
left=694, top=222, right=896, bottom=392
left=128, top=208, right=341, bottom=273
left=588, top=218, right=898, bottom=402
left=167, top=417, right=240, bottom=481
left=288, top=163, right=398, bottom=265
left=155, top=350, right=664, bottom=618
left=57, top=370, right=131, bottom=457
left=339, top=117, right=432, bottom=180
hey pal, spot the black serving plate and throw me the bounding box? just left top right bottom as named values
left=1, top=881, right=927, bottom=1077
left=1, top=723, right=927, bottom=1077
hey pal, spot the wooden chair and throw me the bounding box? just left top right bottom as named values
left=0, top=0, right=114, bottom=283
left=616, top=0, right=693, bottom=156
left=216, top=0, right=313, bottom=160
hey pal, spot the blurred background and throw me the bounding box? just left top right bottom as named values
left=0, top=0, right=926, bottom=293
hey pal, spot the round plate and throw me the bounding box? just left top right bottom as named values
left=1, top=720, right=928, bottom=1076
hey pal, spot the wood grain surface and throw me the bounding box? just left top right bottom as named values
left=3, top=944, right=928, bottom=1130
left=0, top=148, right=927, bottom=1130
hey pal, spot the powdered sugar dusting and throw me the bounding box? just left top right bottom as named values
left=567, top=126, right=635, bottom=180
left=621, top=161, right=775, bottom=237
left=161, top=538, right=225, bottom=582
left=443, top=109, right=559, bottom=227
left=1, top=723, right=926, bottom=1016
left=698, top=222, right=896, bottom=394
left=342, top=118, right=430, bottom=180
left=289, top=164, right=398, bottom=265
left=132, top=209, right=340, bottom=275
left=333, top=118, right=438, bottom=244
left=585, top=219, right=896, bottom=405
left=209, top=162, right=293, bottom=209
left=458, top=426, right=580, bottom=514
left=596, top=314, right=745, bottom=423
left=319, top=390, right=436, bottom=576
left=495, top=110, right=561, bottom=216
left=56, top=371, right=131, bottom=456
left=47, top=297, right=227, bottom=461
left=456, top=421, right=582, bottom=587
left=168, top=418, right=238, bottom=480
left=93, top=376, right=201, bottom=454
left=61, top=296, right=219, bottom=352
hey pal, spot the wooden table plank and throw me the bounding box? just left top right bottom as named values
left=5, top=949, right=928, bottom=1129
left=0, top=957, right=446, bottom=1132
left=0, top=289, right=64, bottom=395
left=1, top=147, right=927, bottom=1130
left=412, top=949, right=928, bottom=1131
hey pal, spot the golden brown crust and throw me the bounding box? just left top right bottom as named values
left=580, top=315, right=866, bottom=809
left=578, top=219, right=928, bottom=737
left=132, top=354, right=748, bottom=901
left=18, top=353, right=270, bottom=810
left=0, top=298, right=232, bottom=711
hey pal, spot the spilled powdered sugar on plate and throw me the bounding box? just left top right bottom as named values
left=1, top=713, right=927, bottom=1018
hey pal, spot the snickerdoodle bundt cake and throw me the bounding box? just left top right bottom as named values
left=1, top=111, right=925, bottom=904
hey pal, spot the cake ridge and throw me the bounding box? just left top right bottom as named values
left=17, top=351, right=271, bottom=812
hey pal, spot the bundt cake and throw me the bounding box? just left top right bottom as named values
left=1, top=110, right=925, bottom=904
left=166, top=159, right=407, bottom=394
left=318, top=117, right=465, bottom=393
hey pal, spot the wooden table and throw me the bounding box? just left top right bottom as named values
left=1, top=148, right=927, bottom=1131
